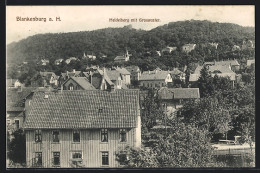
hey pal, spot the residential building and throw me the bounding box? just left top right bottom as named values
left=157, top=87, right=200, bottom=118
left=23, top=90, right=141, bottom=168
left=62, top=77, right=96, bottom=90
left=6, top=87, right=35, bottom=134
left=156, top=51, right=161, bottom=57
left=139, top=70, right=173, bottom=89
left=55, top=59, right=64, bottom=65
left=209, top=42, right=218, bottom=49
left=161, top=47, right=177, bottom=54
left=40, top=59, right=50, bottom=66
left=65, top=57, right=78, bottom=64
left=115, top=67, right=131, bottom=85
left=169, top=68, right=186, bottom=82
left=59, top=70, right=83, bottom=87
left=7, top=79, right=23, bottom=88
left=204, top=59, right=240, bottom=72
left=106, top=69, right=127, bottom=89
left=232, top=45, right=241, bottom=51
left=40, top=72, right=59, bottom=87
left=114, top=50, right=130, bottom=63
left=242, top=40, right=254, bottom=50
left=189, top=65, right=236, bottom=87
left=83, top=52, right=96, bottom=60
left=125, top=66, right=141, bottom=82
left=247, top=59, right=255, bottom=67
left=90, top=68, right=114, bottom=91
left=182, top=44, right=196, bottom=53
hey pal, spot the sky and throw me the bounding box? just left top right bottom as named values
left=6, top=5, right=255, bottom=44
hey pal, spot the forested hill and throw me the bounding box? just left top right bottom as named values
left=7, top=20, right=255, bottom=64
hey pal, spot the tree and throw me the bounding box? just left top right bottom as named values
left=7, top=129, right=26, bottom=165
left=141, top=89, right=163, bottom=131
left=116, top=122, right=225, bottom=168
left=179, top=95, right=232, bottom=139
left=197, top=66, right=214, bottom=97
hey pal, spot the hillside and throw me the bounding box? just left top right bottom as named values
left=7, top=20, right=254, bottom=65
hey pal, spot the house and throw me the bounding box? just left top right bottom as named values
left=189, top=65, right=236, bottom=87
left=40, top=59, right=50, bottom=66
left=204, top=59, right=240, bottom=72
left=83, top=52, right=96, bottom=60
left=23, top=90, right=141, bottom=168
left=55, top=59, right=64, bottom=65
left=90, top=68, right=115, bottom=91
left=6, top=79, right=23, bottom=88
left=247, top=59, right=255, bottom=67
left=125, top=66, right=141, bottom=82
left=161, top=47, right=177, bottom=54
left=62, top=77, right=96, bottom=90
left=59, top=70, right=83, bottom=87
left=157, top=87, right=200, bottom=118
left=114, top=50, right=130, bottom=63
left=6, top=87, right=35, bottom=134
left=106, top=69, right=127, bottom=89
left=169, top=68, right=186, bottom=82
left=156, top=51, right=161, bottom=57
left=139, top=70, right=172, bottom=89
left=209, top=42, right=218, bottom=49
left=115, top=67, right=131, bottom=85
left=65, top=57, right=78, bottom=64
left=232, top=45, right=241, bottom=51
left=242, top=40, right=254, bottom=50
left=182, top=44, right=196, bottom=53
left=40, top=72, right=58, bottom=87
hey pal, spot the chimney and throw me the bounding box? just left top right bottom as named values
left=148, top=71, right=150, bottom=74
left=73, top=69, right=76, bottom=73
left=44, top=93, right=49, bottom=99
left=61, top=85, right=63, bottom=93
left=110, top=84, right=115, bottom=92
left=66, top=71, right=69, bottom=76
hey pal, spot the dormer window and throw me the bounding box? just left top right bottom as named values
left=69, top=83, right=74, bottom=90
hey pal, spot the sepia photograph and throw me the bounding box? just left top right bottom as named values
left=6, top=5, right=255, bottom=168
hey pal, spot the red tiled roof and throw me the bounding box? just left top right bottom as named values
left=23, top=90, right=140, bottom=129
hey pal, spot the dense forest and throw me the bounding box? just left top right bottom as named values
left=7, top=20, right=255, bottom=78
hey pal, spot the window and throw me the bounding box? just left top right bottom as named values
left=53, top=152, right=60, bottom=166
left=35, top=129, right=42, bottom=142
left=120, top=129, right=127, bottom=142
left=15, top=120, right=19, bottom=129
left=73, top=130, right=80, bottom=142
left=70, top=151, right=83, bottom=167
left=72, top=151, right=82, bottom=159
left=34, top=152, right=42, bottom=166
left=52, top=130, right=59, bottom=143
left=101, top=152, right=109, bottom=165
left=101, top=129, right=108, bottom=142
left=69, top=83, right=74, bottom=90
